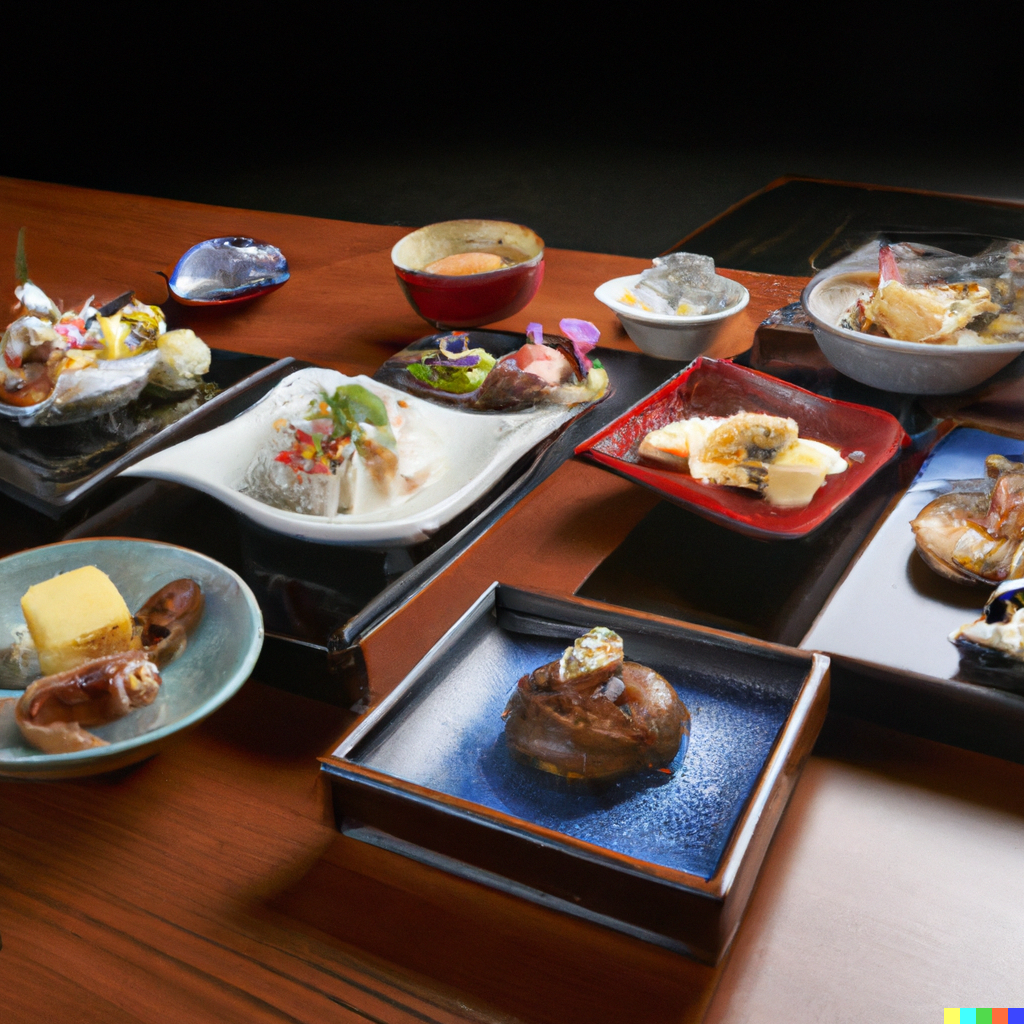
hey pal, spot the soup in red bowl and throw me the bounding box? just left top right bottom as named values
left=391, top=219, right=544, bottom=329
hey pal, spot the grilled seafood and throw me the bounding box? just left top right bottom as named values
left=136, top=579, right=204, bottom=666
left=911, top=455, right=1024, bottom=584
left=638, top=412, right=846, bottom=507
left=502, top=627, right=689, bottom=780
left=838, top=243, right=1007, bottom=346
left=14, top=651, right=162, bottom=753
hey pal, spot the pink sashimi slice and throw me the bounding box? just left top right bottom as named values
left=512, top=344, right=572, bottom=384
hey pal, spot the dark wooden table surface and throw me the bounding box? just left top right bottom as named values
left=1, top=177, right=1021, bottom=1024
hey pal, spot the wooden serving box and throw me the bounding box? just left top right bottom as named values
left=322, top=583, right=829, bottom=963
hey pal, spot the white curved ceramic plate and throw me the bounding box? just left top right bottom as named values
left=122, top=368, right=578, bottom=546
left=0, top=539, right=264, bottom=778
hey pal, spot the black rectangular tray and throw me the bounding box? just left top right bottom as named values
left=800, top=426, right=1024, bottom=764
left=0, top=348, right=298, bottom=516
left=322, top=584, right=829, bottom=963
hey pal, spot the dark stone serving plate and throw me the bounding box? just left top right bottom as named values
left=0, top=349, right=298, bottom=516
left=323, top=584, right=829, bottom=963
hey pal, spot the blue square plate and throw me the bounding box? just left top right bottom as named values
left=323, top=584, right=828, bottom=962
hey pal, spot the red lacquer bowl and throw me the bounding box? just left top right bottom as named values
left=575, top=357, right=910, bottom=539
left=391, top=219, right=544, bottom=329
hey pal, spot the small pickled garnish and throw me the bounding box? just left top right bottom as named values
left=558, top=626, right=623, bottom=682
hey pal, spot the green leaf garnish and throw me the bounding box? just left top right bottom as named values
left=407, top=348, right=496, bottom=394
left=314, top=384, right=396, bottom=452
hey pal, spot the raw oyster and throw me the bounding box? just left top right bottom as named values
left=168, top=237, right=289, bottom=304
left=911, top=454, right=1024, bottom=584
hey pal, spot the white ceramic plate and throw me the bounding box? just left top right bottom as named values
left=0, top=539, right=263, bottom=779
left=122, top=368, right=578, bottom=546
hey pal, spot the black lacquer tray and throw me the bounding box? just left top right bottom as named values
left=0, top=349, right=298, bottom=516
left=322, top=583, right=829, bottom=963
left=673, top=177, right=1024, bottom=276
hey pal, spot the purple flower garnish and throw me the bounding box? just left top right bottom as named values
left=423, top=351, right=481, bottom=367
left=439, top=332, right=470, bottom=357
left=559, top=318, right=600, bottom=371
left=526, top=322, right=544, bottom=345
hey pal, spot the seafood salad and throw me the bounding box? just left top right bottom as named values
left=1, top=273, right=211, bottom=426
left=241, top=375, right=445, bottom=518
left=1, top=568, right=203, bottom=754
left=911, top=454, right=1024, bottom=584
left=377, top=318, right=609, bottom=412
left=638, top=412, right=847, bottom=508
left=827, top=241, right=1024, bottom=347
left=502, top=626, right=689, bottom=781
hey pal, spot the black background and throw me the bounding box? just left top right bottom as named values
left=5, top=11, right=1022, bottom=256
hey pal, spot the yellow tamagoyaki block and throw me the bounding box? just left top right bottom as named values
left=21, top=566, right=134, bottom=675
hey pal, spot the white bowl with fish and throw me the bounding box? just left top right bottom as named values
left=802, top=241, right=1024, bottom=395
left=594, top=253, right=749, bottom=361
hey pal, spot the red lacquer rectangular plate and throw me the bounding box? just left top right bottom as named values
left=574, top=357, right=909, bottom=539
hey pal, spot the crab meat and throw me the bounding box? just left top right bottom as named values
left=858, top=244, right=999, bottom=344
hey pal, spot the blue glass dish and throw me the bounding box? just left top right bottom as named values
left=168, top=236, right=289, bottom=305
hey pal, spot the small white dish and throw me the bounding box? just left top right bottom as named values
left=594, top=274, right=749, bottom=361
left=802, top=266, right=1024, bottom=395
left=122, top=367, right=577, bottom=546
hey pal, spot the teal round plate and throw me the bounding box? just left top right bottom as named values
left=0, top=539, right=264, bottom=778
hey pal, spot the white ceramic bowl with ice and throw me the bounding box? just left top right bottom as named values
left=594, top=274, right=749, bottom=361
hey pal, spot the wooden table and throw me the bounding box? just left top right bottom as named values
left=1, top=178, right=1022, bottom=1024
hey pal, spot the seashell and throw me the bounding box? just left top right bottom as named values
left=950, top=579, right=1024, bottom=691
left=0, top=350, right=160, bottom=426
left=14, top=282, right=60, bottom=320
left=911, top=454, right=1024, bottom=584
left=168, top=237, right=289, bottom=305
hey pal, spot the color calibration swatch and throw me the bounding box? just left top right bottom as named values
left=945, top=1011, right=1023, bottom=1023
